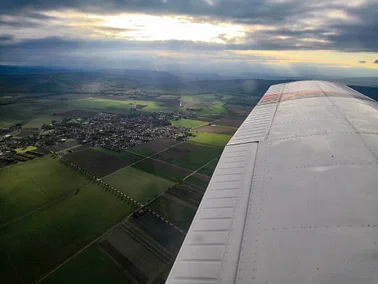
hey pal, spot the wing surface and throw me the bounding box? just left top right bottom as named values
left=166, top=80, right=378, bottom=284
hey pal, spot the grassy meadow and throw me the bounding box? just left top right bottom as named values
left=170, top=119, right=208, bottom=128
left=149, top=195, right=196, bottom=230
left=103, top=167, right=175, bottom=203
left=41, top=245, right=135, bottom=284
left=0, top=184, right=134, bottom=283
left=72, top=98, right=165, bottom=112
left=0, top=156, right=88, bottom=225
left=189, top=131, right=231, bottom=147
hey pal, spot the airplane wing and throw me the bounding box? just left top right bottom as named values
left=166, top=80, right=378, bottom=284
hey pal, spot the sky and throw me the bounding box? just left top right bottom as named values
left=0, top=0, right=378, bottom=78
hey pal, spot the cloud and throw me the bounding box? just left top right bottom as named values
left=1, top=36, right=377, bottom=78
left=0, top=0, right=378, bottom=77
left=374, top=60, right=378, bottom=64
left=0, top=34, right=13, bottom=41
left=359, top=61, right=366, bottom=63
left=0, top=0, right=377, bottom=51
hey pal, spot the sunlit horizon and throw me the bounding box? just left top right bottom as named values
left=0, top=0, right=377, bottom=77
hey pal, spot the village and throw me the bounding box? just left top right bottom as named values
left=0, top=110, right=193, bottom=167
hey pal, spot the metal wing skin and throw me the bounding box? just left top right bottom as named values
left=166, top=80, right=378, bottom=284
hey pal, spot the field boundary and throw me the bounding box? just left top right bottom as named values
left=34, top=154, right=219, bottom=284
left=103, top=141, right=184, bottom=179
left=96, top=244, right=140, bottom=284
left=0, top=184, right=87, bottom=230
left=126, top=150, right=210, bottom=180
left=186, top=140, right=224, bottom=149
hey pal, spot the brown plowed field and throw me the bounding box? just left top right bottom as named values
left=217, top=117, right=245, bottom=127
left=195, top=125, right=237, bottom=135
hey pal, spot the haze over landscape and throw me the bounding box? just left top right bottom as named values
left=0, top=0, right=378, bottom=78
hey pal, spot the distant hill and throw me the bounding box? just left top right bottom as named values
left=0, top=71, right=291, bottom=96
left=185, top=79, right=293, bottom=95
left=0, top=67, right=377, bottom=101
left=338, top=77, right=378, bottom=87
left=0, top=65, right=82, bottom=75
left=349, top=85, right=378, bottom=101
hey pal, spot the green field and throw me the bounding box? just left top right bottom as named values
left=198, top=102, right=228, bottom=116
left=149, top=195, right=196, bottom=230
left=181, top=94, right=217, bottom=103
left=15, top=145, right=38, bottom=153
left=185, top=174, right=210, bottom=189
left=0, top=184, right=134, bottom=283
left=0, top=102, right=49, bottom=128
left=41, top=245, right=135, bottom=284
left=132, top=158, right=192, bottom=182
left=198, top=158, right=219, bottom=177
left=0, top=156, right=88, bottom=225
left=22, top=115, right=61, bottom=129
left=154, top=142, right=222, bottom=171
left=128, top=147, right=153, bottom=157
left=72, top=98, right=165, bottom=112
left=170, top=119, right=208, bottom=128
left=128, top=139, right=179, bottom=157
left=103, top=167, right=175, bottom=203
left=189, top=131, right=231, bottom=147
left=128, top=147, right=154, bottom=156
left=94, top=147, right=144, bottom=162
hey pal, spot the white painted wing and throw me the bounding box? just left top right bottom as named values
left=166, top=80, right=378, bottom=284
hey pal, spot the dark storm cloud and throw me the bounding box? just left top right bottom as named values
left=358, top=61, right=366, bottom=63
left=374, top=60, right=378, bottom=64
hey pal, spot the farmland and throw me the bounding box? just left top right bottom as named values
left=15, top=145, right=38, bottom=153
left=129, top=212, right=185, bottom=252
left=196, top=124, right=237, bottom=135
left=41, top=245, right=134, bottom=284
left=0, top=102, right=49, bottom=128
left=198, top=158, right=219, bottom=177
left=199, top=102, right=228, bottom=116
left=217, top=117, right=245, bottom=127
left=128, top=139, right=179, bottom=157
left=99, top=226, right=167, bottom=283
left=132, top=158, right=192, bottom=182
left=22, top=115, right=61, bottom=129
left=15, top=138, right=221, bottom=283
left=0, top=184, right=135, bottom=283
left=185, top=173, right=211, bottom=189
left=65, top=148, right=143, bottom=177
left=0, top=155, right=88, bottom=225
left=103, top=167, right=175, bottom=203
left=72, top=97, right=166, bottom=112
left=167, top=181, right=206, bottom=207
left=170, top=118, right=208, bottom=128
left=50, top=139, right=80, bottom=152
left=0, top=70, right=262, bottom=284
left=153, top=142, right=222, bottom=171
left=189, top=131, right=232, bottom=147
left=149, top=195, right=196, bottom=230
